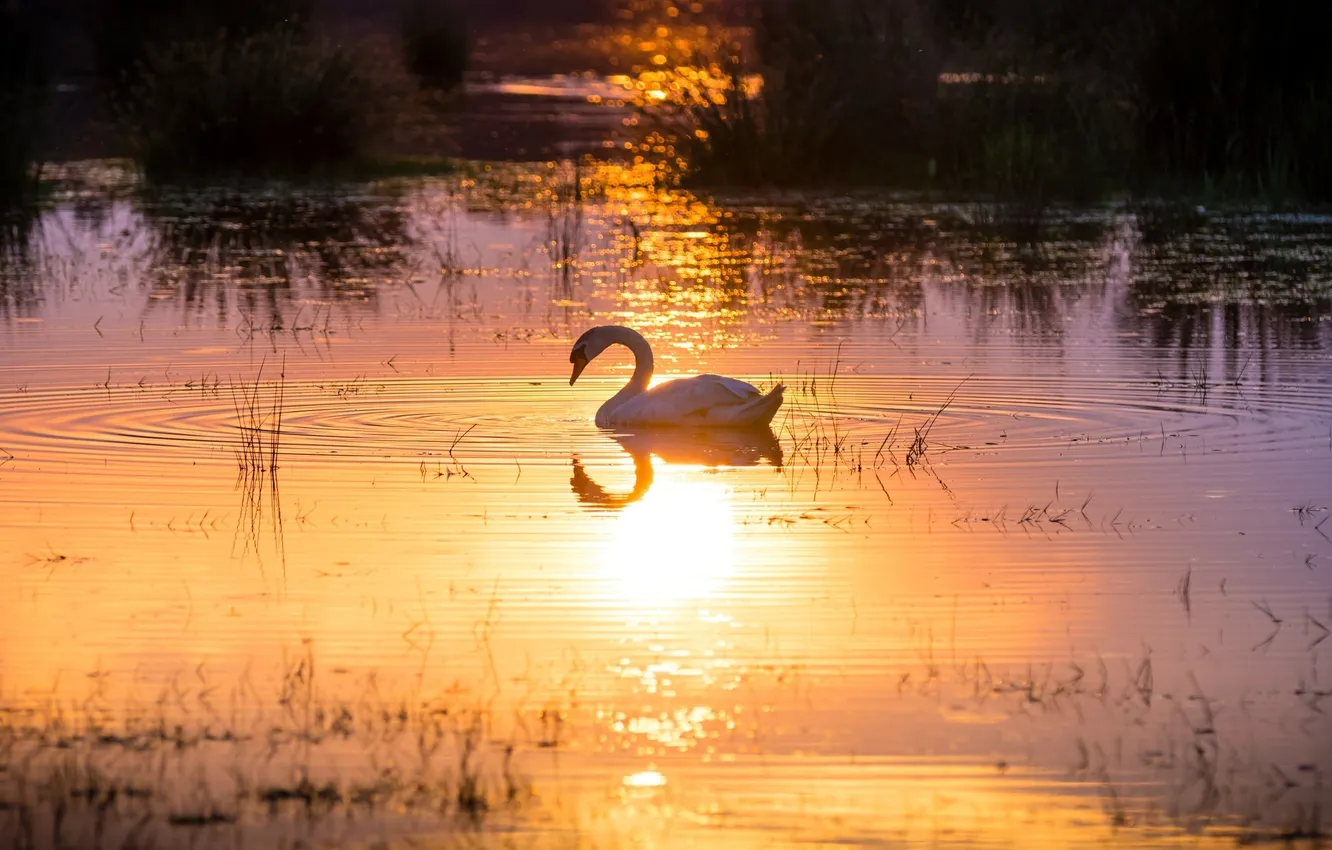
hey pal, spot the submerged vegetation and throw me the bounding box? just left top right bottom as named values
left=0, top=644, right=530, bottom=849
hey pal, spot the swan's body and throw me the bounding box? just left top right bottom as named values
left=569, top=326, right=784, bottom=428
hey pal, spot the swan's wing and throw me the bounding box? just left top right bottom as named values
left=621, top=375, right=761, bottom=422
left=706, top=374, right=764, bottom=401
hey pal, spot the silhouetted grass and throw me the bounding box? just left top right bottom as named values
left=89, top=0, right=312, bottom=97
left=675, top=0, right=937, bottom=188
left=122, top=27, right=376, bottom=180
left=0, top=646, right=529, bottom=848
left=1123, top=0, right=1332, bottom=202
left=672, top=0, right=1123, bottom=211
left=401, top=0, right=472, bottom=93
left=673, top=0, right=1332, bottom=204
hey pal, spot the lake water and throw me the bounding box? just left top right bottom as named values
left=2, top=161, right=1331, bottom=848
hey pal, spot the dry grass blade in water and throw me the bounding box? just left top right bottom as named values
left=906, top=375, right=970, bottom=468
left=231, top=357, right=286, bottom=568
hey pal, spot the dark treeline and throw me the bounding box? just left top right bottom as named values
left=0, top=0, right=633, bottom=193
left=0, top=0, right=492, bottom=186
left=686, top=0, right=1332, bottom=202
left=937, top=0, right=1332, bottom=198
left=5, top=0, right=1330, bottom=203
left=28, top=0, right=614, bottom=75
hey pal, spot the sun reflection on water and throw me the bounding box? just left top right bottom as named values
left=591, top=464, right=747, bottom=756
left=622, top=768, right=667, bottom=788
left=600, top=467, right=734, bottom=605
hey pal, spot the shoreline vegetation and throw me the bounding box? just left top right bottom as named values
left=1, top=0, right=471, bottom=196
left=666, top=0, right=1332, bottom=206
left=2, top=0, right=1329, bottom=218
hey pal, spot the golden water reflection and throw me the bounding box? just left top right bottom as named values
left=2, top=161, right=1331, bottom=847
left=602, top=472, right=735, bottom=605
left=582, top=436, right=757, bottom=759
left=578, top=427, right=780, bottom=603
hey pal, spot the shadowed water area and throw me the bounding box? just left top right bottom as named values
left=2, top=161, right=1331, bottom=848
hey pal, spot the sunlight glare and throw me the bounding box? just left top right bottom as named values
left=601, top=472, right=734, bottom=605
left=622, top=769, right=667, bottom=788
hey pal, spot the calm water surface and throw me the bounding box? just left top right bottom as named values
left=2, top=162, right=1331, bottom=848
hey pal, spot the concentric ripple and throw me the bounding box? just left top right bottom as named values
left=4, top=368, right=1328, bottom=484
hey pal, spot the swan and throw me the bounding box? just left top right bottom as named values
left=568, top=326, right=784, bottom=428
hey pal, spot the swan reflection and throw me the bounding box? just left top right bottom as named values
left=573, top=427, right=782, bottom=606
left=570, top=427, right=782, bottom=509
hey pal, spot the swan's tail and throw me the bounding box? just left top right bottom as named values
left=758, top=384, right=785, bottom=426
left=721, top=384, right=784, bottom=428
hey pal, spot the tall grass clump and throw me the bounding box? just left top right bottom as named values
left=90, top=0, right=312, bottom=96
left=676, top=0, right=1331, bottom=203
left=1124, top=0, right=1332, bottom=201
left=930, top=21, right=1132, bottom=216
left=679, top=0, right=939, bottom=187
left=122, top=27, right=375, bottom=180
left=679, top=0, right=1130, bottom=203
left=401, top=0, right=472, bottom=93
left=0, top=3, right=48, bottom=213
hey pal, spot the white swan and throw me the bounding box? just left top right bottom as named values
left=568, top=326, right=784, bottom=428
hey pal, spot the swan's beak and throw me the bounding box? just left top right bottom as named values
left=569, top=352, right=588, bottom=385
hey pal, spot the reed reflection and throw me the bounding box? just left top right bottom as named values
left=140, top=188, right=409, bottom=327
left=0, top=211, right=38, bottom=318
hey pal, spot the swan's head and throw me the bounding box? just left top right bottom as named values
left=568, top=326, right=615, bottom=385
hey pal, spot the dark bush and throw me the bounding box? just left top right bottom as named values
left=1124, top=0, right=1332, bottom=200
left=677, top=0, right=939, bottom=187
left=123, top=28, right=374, bottom=180
left=89, top=0, right=312, bottom=96
left=401, top=0, right=472, bottom=93
left=678, top=0, right=1332, bottom=201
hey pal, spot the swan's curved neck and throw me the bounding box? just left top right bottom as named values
left=595, top=327, right=654, bottom=424
left=608, top=326, right=654, bottom=396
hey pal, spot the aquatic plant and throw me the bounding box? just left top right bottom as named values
left=232, top=359, right=286, bottom=567
left=122, top=27, right=375, bottom=179
left=0, top=647, right=529, bottom=849
left=401, top=0, right=472, bottom=93
left=669, top=0, right=1128, bottom=206
left=547, top=159, right=585, bottom=285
